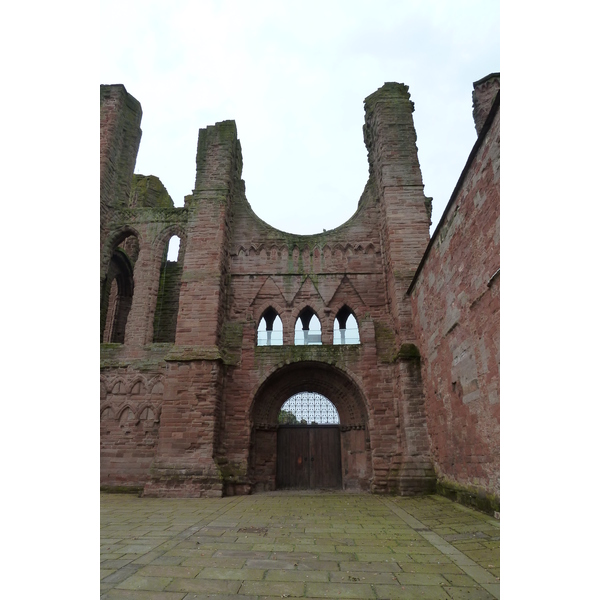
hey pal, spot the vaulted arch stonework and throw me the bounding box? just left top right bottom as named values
left=100, top=77, right=500, bottom=509
left=249, top=361, right=371, bottom=492
left=252, top=362, right=368, bottom=426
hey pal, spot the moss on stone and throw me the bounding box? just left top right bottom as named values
left=130, top=174, right=174, bottom=208
left=100, top=485, right=144, bottom=496
left=164, top=345, right=223, bottom=362
left=373, top=321, right=396, bottom=362
left=215, top=458, right=247, bottom=483
left=220, top=322, right=244, bottom=366
left=100, top=343, right=124, bottom=350
left=436, top=479, right=500, bottom=517
left=221, top=322, right=244, bottom=348
left=101, top=343, right=173, bottom=371
left=253, top=344, right=360, bottom=370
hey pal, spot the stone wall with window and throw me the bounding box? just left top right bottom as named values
left=100, top=77, right=500, bottom=506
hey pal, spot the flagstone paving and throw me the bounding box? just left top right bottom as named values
left=101, top=492, right=499, bottom=599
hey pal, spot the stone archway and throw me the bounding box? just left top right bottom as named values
left=249, top=361, right=372, bottom=492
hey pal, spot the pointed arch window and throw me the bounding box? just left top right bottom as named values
left=166, top=235, right=181, bottom=261
left=257, top=307, right=283, bottom=346
left=333, top=305, right=360, bottom=345
left=294, top=307, right=322, bottom=345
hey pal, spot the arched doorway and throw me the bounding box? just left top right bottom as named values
left=277, top=393, right=342, bottom=489
left=250, top=361, right=372, bottom=493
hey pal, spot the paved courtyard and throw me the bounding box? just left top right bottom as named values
left=101, top=492, right=499, bottom=599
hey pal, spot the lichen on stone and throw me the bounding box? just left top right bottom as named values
left=129, top=174, right=174, bottom=209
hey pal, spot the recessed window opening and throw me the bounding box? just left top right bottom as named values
left=334, top=306, right=360, bottom=345
left=153, top=234, right=183, bottom=343
left=279, top=392, right=340, bottom=424
left=101, top=243, right=135, bottom=343
left=257, top=307, right=283, bottom=346
left=294, top=308, right=322, bottom=345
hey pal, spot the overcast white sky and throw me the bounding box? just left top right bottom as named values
left=100, top=0, right=499, bottom=236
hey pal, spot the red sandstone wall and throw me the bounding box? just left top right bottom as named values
left=100, top=85, right=142, bottom=243
left=219, top=164, right=405, bottom=493
left=472, top=74, right=500, bottom=136
left=98, top=82, right=439, bottom=497
left=363, top=83, right=432, bottom=344
left=100, top=371, right=165, bottom=487
left=100, top=215, right=189, bottom=489
left=410, top=102, right=500, bottom=497
left=99, top=80, right=496, bottom=499
left=361, top=83, right=435, bottom=490
left=216, top=83, right=436, bottom=494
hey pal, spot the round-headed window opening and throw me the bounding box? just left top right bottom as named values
left=279, top=392, right=340, bottom=425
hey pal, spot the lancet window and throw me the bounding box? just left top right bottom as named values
left=294, top=307, right=322, bottom=345
left=333, top=305, right=360, bottom=345
left=257, top=307, right=284, bottom=346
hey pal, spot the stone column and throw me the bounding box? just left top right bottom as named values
left=363, top=83, right=435, bottom=494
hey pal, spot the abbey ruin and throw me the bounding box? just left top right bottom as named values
left=100, top=74, right=500, bottom=513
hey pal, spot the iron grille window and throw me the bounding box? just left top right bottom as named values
left=279, top=392, right=340, bottom=424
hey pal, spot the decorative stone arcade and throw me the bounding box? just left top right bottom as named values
left=100, top=82, right=438, bottom=498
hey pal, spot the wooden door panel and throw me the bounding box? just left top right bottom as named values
left=277, top=426, right=341, bottom=490
left=310, top=427, right=342, bottom=489
left=277, top=427, right=309, bottom=488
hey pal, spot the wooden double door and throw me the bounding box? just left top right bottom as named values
left=276, top=425, right=342, bottom=489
